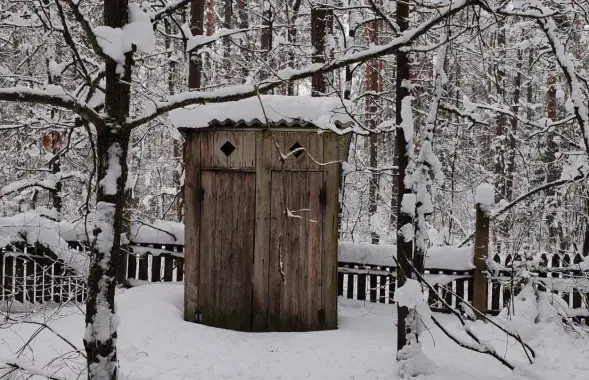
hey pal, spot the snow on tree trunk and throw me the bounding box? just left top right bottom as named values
left=84, top=128, right=131, bottom=380
left=84, top=2, right=133, bottom=380
left=395, top=0, right=416, bottom=357
left=414, top=37, right=446, bottom=266
left=394, top=279, right=434, bottom=377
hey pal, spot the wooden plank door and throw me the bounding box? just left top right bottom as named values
left=199, top=170, right=256, bottom=331
left=268, top=170, right=324, bottom=331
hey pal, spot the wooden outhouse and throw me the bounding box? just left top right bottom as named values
left=172, top=95, right=352, bottom=332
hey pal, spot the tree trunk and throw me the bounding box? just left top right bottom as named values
left=311, top=7, right=332, bottom=97
left=223, top=0, right=232, bottom=64
left=396, top=0, right=414, bottom=354
left=84, top=2, right=132, bottom=379
left=237, top=0, right=249, bottom=82
left=493, top=24, right=507, bottom=255
left=545, top=70, right=564, bottom=251
left=286, top=0, right=301, bottom=94
left=207, top=0, right=215, bottom=36
left=85, top=127, right=131, bottom=380
left=494, top=24, right=507, bottom=204
left=366, top=17, right=380, bottom=244
left=189, top=0, right=205, bottom=90
left=583, top=224, right=589, bottom=257
left=344, top=1, right=354, bottom=100
left=583, top=191, right=589, bottom=256
left=505, top=49, right=522, bottom=203
left=497, top=48, right=522, bottom=254
left=46, top=42, right=63, bottom=218
left=261, top=0, right=273, bottom=71
left=51, top=146, right=63, bottom=217
left=165, top=18, right=184, bottom=222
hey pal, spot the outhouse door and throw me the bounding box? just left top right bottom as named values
left=197, top=131, right=256, bottom=331
left=266, top=132, right=327, bottom=331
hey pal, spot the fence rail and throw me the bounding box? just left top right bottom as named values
left=2, top=242, right=588, bottom=320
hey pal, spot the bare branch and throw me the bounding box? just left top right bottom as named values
left=63, top=0, right=109, bottom=61
left=0, top=358, right=64, bottom=380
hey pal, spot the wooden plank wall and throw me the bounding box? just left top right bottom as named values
left=252, top=130, right=272, bottom=331
left=183, top=133, right=201, bottom=321
left=322, top=133, right=340, bottom=329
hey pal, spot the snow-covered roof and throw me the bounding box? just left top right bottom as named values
left=169, top=95, right=355, bottom=133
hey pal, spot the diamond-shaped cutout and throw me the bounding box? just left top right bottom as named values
left=290, top=142, right=304, bottom=158
left=220, top=141, right=236, bottom=156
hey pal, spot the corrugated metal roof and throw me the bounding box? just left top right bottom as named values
left=170, top=95, right=355, bottom=133
left=199, top=118, right=353, bottom=129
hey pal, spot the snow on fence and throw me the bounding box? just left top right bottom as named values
left=2, top=238, right=589, bottom=318
left=338, top=244, right=589, bottom=316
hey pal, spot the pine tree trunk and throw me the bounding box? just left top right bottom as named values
left=223, top=0, right=232, bottom=63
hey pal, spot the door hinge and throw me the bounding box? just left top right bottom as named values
left=319, top=187, right=327, bottom=205
left=196, top=188, right=205, bottom=201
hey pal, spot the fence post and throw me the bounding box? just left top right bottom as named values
left=473, top=183, right=492, bottom=319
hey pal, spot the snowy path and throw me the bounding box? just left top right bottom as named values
left=1, top=283, right=588, bottom=379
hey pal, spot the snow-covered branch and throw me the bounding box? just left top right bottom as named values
left=0, top=87, right=103, bottom=126
left=0, top=172, right=81, bottom=199
left=149, top=0, right=192, bottom=22
left=536, top=13, right=589, bottom=154
left=128, top=0, right=479, bottom=128
left=394, top=256, right=533, bottom=370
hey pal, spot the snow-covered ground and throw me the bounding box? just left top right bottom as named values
left=1, top=283, right=588, bottom=380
